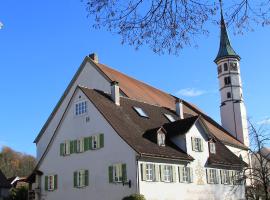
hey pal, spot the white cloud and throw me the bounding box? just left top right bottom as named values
left=257, top=118, right=270, bottom=125
left=176, top=88, right=206, bottom=97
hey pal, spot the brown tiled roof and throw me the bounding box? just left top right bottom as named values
left=80, top=87, right=244, bottom=167
left=0, top=170, right=11, bottom=188
left=207, top=140, right=247, bottom=167
left=80, top=87, right=193, bottom=161
left=95, top=62, right=247, bottom=149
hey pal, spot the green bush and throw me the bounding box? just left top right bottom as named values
left=122, top=194, right=146, bottom=200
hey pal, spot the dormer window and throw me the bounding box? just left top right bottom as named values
left=157, top=131, right=165, bottom=147
left=75, top=101, right=87, bottom=116
left=164, top=114, right=175, bottom=122
left=209, top=142, right=216, bottom=154
left=191, top=137, right=203, bottom=152
left=133, top=106, right=149, bottom=118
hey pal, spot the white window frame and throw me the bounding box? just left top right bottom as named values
left=113, top=164, right=122, bottom=183
left=64, top=141, right=70, bottom=155
left=92, top=135, right=99, bottom=150
left=207, top=169, right=218, bottom=184
left=209, top=142, right=216, bottom=154
left=145, top=163, right=154, bottom=181
left=157, top=132, right=165, bottom=147
left=48, top=175, right=55, bottom=191
left=77, top=170, right=86, bottom=188
left=133, top=106, right=149, bottom=118
left=193, top=137, right=202, bottom=152
left=163, top=165, right=172, bottom=182
left=77, top=138, right=84, bottom=153
left=222, top=170, right=230, bottom=185
left=182, top=167, right=189, bottom=182
left=164, top=114, right=175, bottom=122
left=75, top=101, right=87, bottom=116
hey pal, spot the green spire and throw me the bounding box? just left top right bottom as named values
left=214, top=5, right=240, bottom=63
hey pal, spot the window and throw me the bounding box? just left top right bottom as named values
left=179, top=166, right=192, bottom=183
left=75, top=101, right=87, bottom=116
left=109, top=164, right=127, bottom=183
left=45, top=175, right=57, bottom=191
left=232, top=171, right=242, bottom=185
left=230, top=62, right=238, bottom=71
left=206, top=169, right=219, bottom=184
left=163, top=165, right=173, bottom=182
left=191, top=137, right=203, bottom=152
left=74, top=170, right=89, bottom=188
left=164, top=114, right=175, bottom=122
left=224, top=63, right=228, bottom=71
left=141, top=163, right=159, bottom=182
left=76, top=138, right=84, bottom=153
left=221, top=170, right=231, bottom=184
left=146, top=164, right=154, bottom=181
left=60, top=141, right=70, bottom=156
left=157, top=132, right=165, bottom=147
left=227, top=92, right=231, bottom=99
left=209, top=142, right=216, bottom=154
left=133, top=106, right=149, bottom=118
left=224, top=76, right=231, bottom=85
left=218, top=65, right=222, bottom=74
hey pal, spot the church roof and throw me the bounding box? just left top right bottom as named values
left=80, top=86, right=246, bottom=167
left=214, top=13, right=240, bottom=63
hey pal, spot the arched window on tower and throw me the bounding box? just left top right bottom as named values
left=218, top=65, right=222, bottom=74
left=227, top=92, right=231, bottom=99
left=224, top=63, right=228, bottom=71
left=224, top=77, right=231, bottom=85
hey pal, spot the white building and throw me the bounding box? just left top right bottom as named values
left=28, top=13, right=251, bottom=200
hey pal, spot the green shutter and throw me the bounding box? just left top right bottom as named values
left=84, top=137, right=89, bottom=151
left=200, top=139, right=203, bottom=152
left=84, top=170, right=89, bottom=186
left=73, top=140, right=77, bottom=153
left=70, top=141, right=74, bottom=154
left=89, top=137, right=93, bottom=150
left=154, top=164, right=160, bottom=182
left=179, top=166, right=184, bottom=182
left=141, top=164, right=146, bottom=181
left=45, top=176, right=48, bottom=191
left=60, top=143, right=64, bottom=156
left=99, top=134, right=104, bottom=148
left=160, top=165, right=165, bottom=182
left=172, top=166, right=177, bottom=182
left=109, top=166, right=113, bottom=183
left=74, top=171, right=78, bottom=188
left=215, top=169, right=219, bottom=184
left=205, top=169, right=210, bottom=183
left=54, top=175, right=57, bottom=190
left=122, top=164, right=127, bottom=182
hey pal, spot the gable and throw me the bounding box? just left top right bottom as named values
left=35, top=58, right=113, bottom=160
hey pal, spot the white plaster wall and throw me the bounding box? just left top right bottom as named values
left=139, top=122, right=245, bottom=200
left=37, top=60, right=112, bottom=160
left=220, top=103, right=237, bottom=138
left=38, top=90, right=138, bottom=200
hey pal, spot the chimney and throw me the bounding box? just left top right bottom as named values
left=89, top=53, right=98, bottom=63
left=111, top=81, right=120, bottom=106
left=175, top=99, right=184, bottom=119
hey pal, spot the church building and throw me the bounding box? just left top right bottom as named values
left=28, top=11, right=250, bottom=200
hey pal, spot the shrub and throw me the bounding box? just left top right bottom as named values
left=122, top=194, right=146, bottom=200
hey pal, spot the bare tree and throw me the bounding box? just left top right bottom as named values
left=84, top=0, right=270, bottom=54
left=244, top=121, right=270, bottom=200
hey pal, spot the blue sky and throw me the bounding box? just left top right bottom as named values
left=0, top=0, right=269, bottom=156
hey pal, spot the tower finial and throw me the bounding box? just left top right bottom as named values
left=214, top=0, right=240, bottom=63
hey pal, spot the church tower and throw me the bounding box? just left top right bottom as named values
left=214, top=10, right=249, bottom=146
